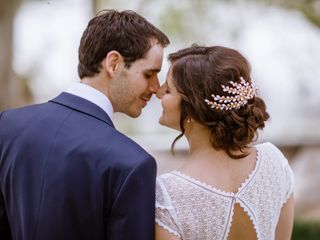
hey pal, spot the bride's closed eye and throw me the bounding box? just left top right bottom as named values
left=164, top=82, right=171, bottom=93
left=144, top=73, right=152, bottom=79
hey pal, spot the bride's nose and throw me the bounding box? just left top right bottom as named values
left=156, top=84, right=165, bottom=99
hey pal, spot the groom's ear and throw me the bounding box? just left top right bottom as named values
left=103, top=51, right=124, bottom=77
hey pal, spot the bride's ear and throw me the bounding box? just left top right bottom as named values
left=103, top=51, right=124, bottom=77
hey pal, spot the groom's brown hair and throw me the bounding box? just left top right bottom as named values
left=77, top=9, right=170, bottom=79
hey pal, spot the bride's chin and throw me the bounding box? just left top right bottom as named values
left=158, top=118, right=165, bottom=126
left=159, top=117, right=169, bottom=127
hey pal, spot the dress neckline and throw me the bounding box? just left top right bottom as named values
left=171, top=144, right=262, bottom=197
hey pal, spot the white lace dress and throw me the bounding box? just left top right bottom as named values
left=155, top=142, right=294, bottom=240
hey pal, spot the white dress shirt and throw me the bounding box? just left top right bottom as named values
left=65, top=82, right=113, bottom=119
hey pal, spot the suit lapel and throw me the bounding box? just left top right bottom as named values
left=49, top=92, right=115, bottom=128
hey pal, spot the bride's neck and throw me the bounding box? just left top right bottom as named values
left=181, top=122, right=233, bottom=178
left=184, top=122, right=228, bottom=161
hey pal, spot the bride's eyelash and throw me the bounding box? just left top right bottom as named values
left=165, top=82, right=170, bottom=93
left=144, top=74, right=152, bottom=79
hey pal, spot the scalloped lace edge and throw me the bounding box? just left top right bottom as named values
left=155, top=219, right=181, bottom=239
left=172, top=171, right=234, bottom=196
left=236, top=146, right=261, bottom=193
left=172, top=145, right=261, bottom=197
left=224, top=201, right=236, bottom=240
left=237, top=201, right=261, bottom=240
left=282, top=191, right=294, bottom=205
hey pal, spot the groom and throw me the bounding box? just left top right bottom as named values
left=0, top=10, right=169, bottom=240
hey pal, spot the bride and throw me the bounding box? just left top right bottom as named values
left=155, top=45, right=294, bottom=240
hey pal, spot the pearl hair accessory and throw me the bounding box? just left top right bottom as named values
left=204, top=76, right=257, bottom=110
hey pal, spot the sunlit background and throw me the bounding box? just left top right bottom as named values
left=1, top=0, right=320, bottom=237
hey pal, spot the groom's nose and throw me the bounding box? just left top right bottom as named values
left=149, top=76, right=160, bottom=93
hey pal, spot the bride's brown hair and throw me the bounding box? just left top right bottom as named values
left=169, top=45, right=270, bottom=159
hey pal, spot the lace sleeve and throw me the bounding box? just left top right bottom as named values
left=268, top=143, right=294, bottom=204
left=155, top=177, right=181, bottom=238
left=282, top=162, right=294, bottom=203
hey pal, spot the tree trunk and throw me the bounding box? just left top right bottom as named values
left=0, top=0, right=15, bottom=110
left=0, top=0, right=33, bottom=111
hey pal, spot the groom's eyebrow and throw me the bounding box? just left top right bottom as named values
left=145, top=68, right=160, bottom=73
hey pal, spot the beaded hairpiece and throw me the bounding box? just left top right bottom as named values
left=204, top=77, right=257, bottom=111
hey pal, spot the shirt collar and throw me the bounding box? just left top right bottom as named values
left=65, top=82, right=113, bottom=118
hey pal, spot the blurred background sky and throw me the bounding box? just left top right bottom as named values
left=1, top=0, right=320, bottom=223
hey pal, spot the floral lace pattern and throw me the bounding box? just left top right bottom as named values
left=155, top=142, right=294, bottom=240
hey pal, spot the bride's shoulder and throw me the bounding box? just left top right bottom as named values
left=155, top=171, right=179, bottom=204
left=255, top=141, right=289, bottom=166
left=254, top=141, right=277, bottom=150
left=157, top=171, right=178, bottom=184
left=156, top=171, right=184, bottom=191
left=255, top=141, right=283, bottom=152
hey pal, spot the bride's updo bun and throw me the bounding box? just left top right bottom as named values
left=169, top=45, right=269, bottom=159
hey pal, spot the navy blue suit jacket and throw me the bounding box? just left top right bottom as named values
left=0, top=93, right=157, bottom=240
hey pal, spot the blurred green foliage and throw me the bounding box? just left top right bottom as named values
left=292, top=220, right=320, bottom=240
left=257, top=0, right=320, bottom=27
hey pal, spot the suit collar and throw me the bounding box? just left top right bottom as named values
left=65, top=83, right=114, bottom=118
left=49, top=92, right=115, bottom=128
